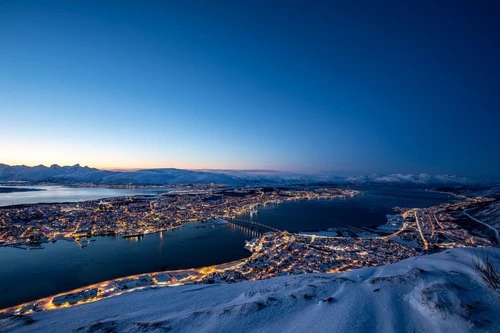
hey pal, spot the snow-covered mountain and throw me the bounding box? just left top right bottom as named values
left=100, top=168, right=239, bottom=185
left=202, top=170, right=478, bottom=185
left=0, top=164, right=240, bottom=185
left=0, top=164, right=112, bottom=183
left=0, top=164, right=484, bottom=185
left=201, top=169, right=348, bottom=185
left=2, top=247, right=498, bottom=332
left=346, top=173, right=473, bottom=185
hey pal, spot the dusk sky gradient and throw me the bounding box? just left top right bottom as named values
left=1, top=1, right=499, bottom=179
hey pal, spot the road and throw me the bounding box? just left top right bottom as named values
left=1, top=255, right=253, bottom=314
left=414, top=211, right=429, bottom=251
left=464, top=210, right=500, bottom=244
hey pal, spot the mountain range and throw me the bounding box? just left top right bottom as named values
left=0, top=163, right=482, bottom=186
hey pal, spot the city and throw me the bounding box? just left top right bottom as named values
left=0, top=187, right=495, bottom=315
left=0, top=186, right=358, bottom=248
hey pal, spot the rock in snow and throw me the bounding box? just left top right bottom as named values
left=1, top=247, right=499, bottom=332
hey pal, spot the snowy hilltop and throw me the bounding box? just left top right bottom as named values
left=2, top=247, right=499, bottom=332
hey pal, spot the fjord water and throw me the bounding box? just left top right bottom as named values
left=240, top=185, right=456, bottom=232
left=0, top=185, right=455, bottom=309
left=0, top=223, right=252, bottom=309
left=0, top=186, right=169, bottom=207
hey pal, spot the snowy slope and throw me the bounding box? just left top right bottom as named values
left=2, top=248, right=499, bottom=332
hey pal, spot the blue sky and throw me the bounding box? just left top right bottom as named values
left=0, top=1, right=499, bottom=178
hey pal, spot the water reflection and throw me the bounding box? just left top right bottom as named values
left=0, top=222, right=251, bottom=309
left=0, top=186, right=169, bottom=207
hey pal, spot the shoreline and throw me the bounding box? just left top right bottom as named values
left=0, top=236, right=258, bottom=314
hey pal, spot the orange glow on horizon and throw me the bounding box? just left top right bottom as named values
left=0, top=160, right=296, bottom=173
left=0, top=142, right=311, bottom=173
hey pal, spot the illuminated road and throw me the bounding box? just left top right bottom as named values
left=0, top=229, right=276, bottom=315
left=427, top=214, right=435, bottom=237
left=433, top=214, right=445, bottom=230
left=383, top=222, right=408, bottom=239
left=414, top=211, right=429, bottom=251
left=0, top=254, right=255, bottom=314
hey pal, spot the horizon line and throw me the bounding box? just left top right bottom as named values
left=0, top=162, right=493, bottom=181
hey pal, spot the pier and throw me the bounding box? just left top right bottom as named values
left=73, top=239, right=87, bottom=249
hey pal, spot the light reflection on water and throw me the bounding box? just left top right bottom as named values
left=0, top=222, right=251, bottom=309
left=0, top=186, right=169, bottom=206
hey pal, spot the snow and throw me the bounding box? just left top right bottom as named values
left=0, top=164, right=482, bottom=185
left=347, top=173, right=473, bottom=185
left=0, top=164, right=112, bottom=183
left=0, top=165, right=241, bottom=185
left=2, top=247, right=499, bottom=332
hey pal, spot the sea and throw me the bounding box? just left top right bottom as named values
left=0, top=185, right=169, bottom=207
left=0, top=184, right=456, bottom=309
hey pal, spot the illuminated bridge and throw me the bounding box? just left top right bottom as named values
left=228, top=218, right=282, bottom=234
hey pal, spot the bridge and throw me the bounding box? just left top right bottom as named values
left=229, top=218, right=283, bottom=233
left=228, top=222, right=263, bottom=239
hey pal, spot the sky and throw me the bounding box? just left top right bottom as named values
left=0, top=1, right=499, bottom=179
